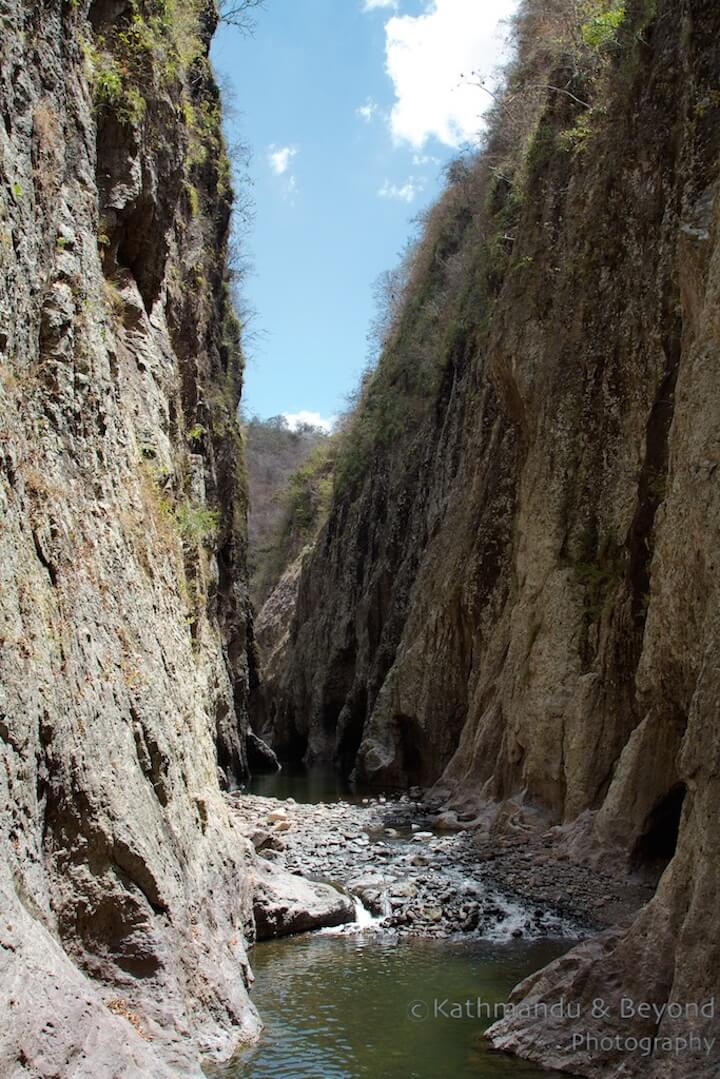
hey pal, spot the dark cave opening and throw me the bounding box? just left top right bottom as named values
left=631, top=783, right=686, bottom=881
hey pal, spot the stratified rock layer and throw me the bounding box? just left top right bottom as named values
left=267, top=1, right=720, bottom=1074
left=0, top=1, right=258, bottom=1073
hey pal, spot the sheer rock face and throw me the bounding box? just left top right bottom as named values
left=252, top=551, right=306, bottom=748
left=268, top=1, right=720, bottom=1074
left=0, top=1, right=259, bottom=1074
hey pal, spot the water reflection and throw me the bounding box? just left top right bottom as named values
left=214, top=933, right=574, bottom=1079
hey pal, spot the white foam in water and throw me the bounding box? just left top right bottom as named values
left=475, top=887, right=578, bottom=942
left=318, top=894, right=387, bottom=936
left=483, top=896, right=534, bottom=942
left=353, top=895, right=377, bottom=928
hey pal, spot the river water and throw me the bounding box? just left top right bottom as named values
left=248, top=761, right=370, bottom=803
left=215, top=768, right=575, bottom=1078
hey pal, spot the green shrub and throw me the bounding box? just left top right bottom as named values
left=83, top=1, right=206, bottom=130
left=187, top=422, right=206, bottom=444
left=175, top=503, right=220, bottom=545
left=94, top=63, right=123, bottom=107
left=185, top=182, right=201, bottom=217
left=559, top=110, right=597, bottom=153
left=582, top=2, right=626, bottom=50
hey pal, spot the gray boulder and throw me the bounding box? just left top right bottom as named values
left=253, top=861, right=354, bottom=939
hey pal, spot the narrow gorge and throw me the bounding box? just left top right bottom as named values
left=1, top=1, right=719, bottom=1078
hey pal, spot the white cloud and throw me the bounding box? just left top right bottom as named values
left=283, top=411, right=338, bottom=433
left=412, top=151, right=440, bottom=166
left=384, top=0, right=517, bottom=148
left=356, top=98, right=379, bottom=123
left=268, top=145, right=298, bottom=175
left=378, top=178, right=422, bottom=203
left=362, top=0, right=398, bottom=11
left=268, top=145, right=300, bottom=203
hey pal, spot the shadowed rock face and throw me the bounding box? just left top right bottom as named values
left=0, top=1, right=259, bottom=1073
left=264, top=1, right=720, bottom=1074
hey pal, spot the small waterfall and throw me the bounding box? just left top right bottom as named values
left=353, top=895, right=377, bottom=928
left=320, top=893, right=385, bottom=935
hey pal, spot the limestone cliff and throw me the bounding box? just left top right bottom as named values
left=0, top=0, right=260, bottom=1073
left=264, top=1, right=720, bottom=1075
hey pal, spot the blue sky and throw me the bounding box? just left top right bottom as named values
left=212, top=0, right=516, bottom=429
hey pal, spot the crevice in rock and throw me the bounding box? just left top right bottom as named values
left=214, top=694, right=247, bottom=791
left=396, top=714, right=430, bottom=787
left=334, top=684, right=368, bottom=777
left=625, top=315, right=682, bottom=635
left=31, top=529, right=58, bottom=586
left=114, top=195, right=167, bottom=311
left=131, top=710, right=170, bottom=808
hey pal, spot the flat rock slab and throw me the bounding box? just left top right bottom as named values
left=252, top=860, right=355, bottom=940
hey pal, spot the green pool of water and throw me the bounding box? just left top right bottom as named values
left=215, top=932, right=572, bottom=1079
left=248, top=762, right=383, bottom=804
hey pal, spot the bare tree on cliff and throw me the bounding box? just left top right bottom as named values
left=219, top=0, right=265, bottom=32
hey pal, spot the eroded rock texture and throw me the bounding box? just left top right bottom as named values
left=0, top=1, right=259, bottom=1073
left=266, top=1, right=720, bottom=1074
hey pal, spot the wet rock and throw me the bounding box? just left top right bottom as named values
left=461, top=906, right=480, bottom=932
left=419, top=905, right=443, bottom=923
left=247, top=731, right=281, bottom=773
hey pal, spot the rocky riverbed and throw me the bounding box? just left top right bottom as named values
left=228, top=790, right=652, bottom=942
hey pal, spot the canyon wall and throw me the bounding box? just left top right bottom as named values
left=0, top=1, right=260, bottom=1074
left=264, top=1, right=720, bottom=1074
